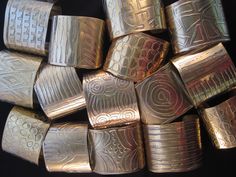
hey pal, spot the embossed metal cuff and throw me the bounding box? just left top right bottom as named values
left=103, top=0, right=166, bottom=39
left=89, top=123, right=145, bottom=174
left=172, top=43, right=236, bottom=107
left=135, top=63, right=193, bottom=125
left=43, top=123, right=91, bottom=173
left=49, top=16, right=105, bottom=69
left=166, top=0, right=230, bottom=54
left=1, top=106, right=50, bottom=165
left=83, top=70, right=140, bottom=129
left=34, top=65, right=86, bottom=120
left=103, top=33, right=169, bottom=82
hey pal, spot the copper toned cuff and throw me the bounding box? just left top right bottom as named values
left=34, top=65, right=86, bottom=120
left=104, top=0, right=166, bottom=39
left=49, top=16, right=105, bottom=69
left=172, top=43, right=236, bottom=107
left=135, top=63, right=193, bottom=125
left=1, top=106, right=50, bottom=165
left=0, top=50, right=42, bottom=108
left=89, top=123, right=145, bottom=175
left=43, top=123, right=91, bottom=173
left=83, top=70, right=140, bottom=129
left=166, top=0, right=230, bottom=54
left=103, top=33, right=169, bottom=82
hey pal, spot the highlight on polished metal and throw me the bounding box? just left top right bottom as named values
left=89, top=123, right=145, bottom=174
left=43, top=123, right=91, bottom=173
left=34, top=65, right=86, bottom=120
left=172, top=43, right=236, bottom=107
left=83, top=70, right=140, bottom=129
left=103, top=0, right=166, bottom=39
left=143, top=115, right=202, bottom=173
left=135, top=63, right=193, bottom=125
left=104, top=33, right=169, bottom=82
left=166, top=0, right=230, bottom=54
left=0, top=50, right=42, bottom=108
left=49, top=16, right=105, bottom=69
left=1, top=106, right=50, bottom=165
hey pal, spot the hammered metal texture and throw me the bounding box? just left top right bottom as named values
left=1, top=106, right=50, bottom=165
left=104, top=33, right=169, bottom=82
left=83, top=71, right=140, bottom=129
left=34, top=65, right=86, bottom=120
left=135, top=63, right=193, bottom=125
left=172, top=43, right=236, bottom=107
left=89, top=123, right=145, bottom=175
left=49, top=16, right=105, bottom=69
left=0, top=50, right=42, bottom=108
left=43, top=123, right=91, bottom=173
left=166, top=0, right=230, bottom=54
left=104, top=0, right=166, bottom=39
left=143, top=116, right=202, bottom=173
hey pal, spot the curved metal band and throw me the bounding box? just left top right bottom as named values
left=83, top=70, right=140, bottom=129
left=34, top=65, right=86, bottom=120
left=0, top=50, right=42, bottom=108
left=49, top=16, right=105, bottom=69
left=104, top=33, right=169, bottom=82
left=135, top=63, right=193, bottom=124
left=89, top=123, right=145, bottom=174
left=1, top=106, right=50, bottom=165
left=43, top=123, right=91, bottom=173
left=104, top=0, right=166, bottom=39
left=166, top=0, right=230, bottom=54
left=172, top=43, right=236, bottom=107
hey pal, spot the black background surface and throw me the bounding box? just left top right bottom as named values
left=0, top=0, right=236, bottom=177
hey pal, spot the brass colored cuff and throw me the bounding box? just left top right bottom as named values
left=104, top=33, right=169, bottom=82
left=166, top=0, right=230, bottom=54
left=104, top=0, right=166, bottom=39
left=135, top=63, right=193, bottom=125
left=34, top=65, right=86, bottom=120
left=83, top=70, right=140, bottom=129
left=172, top=43, right=236, bottom=107
left=49, top=16, right=105, bottom=69
left=43, top=123, right=91, bottom=173
left=143, top=115, right=202, bottom=173
left=0, top=50, right=42, bottom=108
left=1, top=106, right=50, bottom=165
left=89, top=123, right=145, bottom=175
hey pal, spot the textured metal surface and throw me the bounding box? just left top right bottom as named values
left=34, top=65, right=86, bottom=120
left=135, top=63, right=192, bottom=124
left=43, top=123, right=91, bottom=173
left=1, top=106, right=50, bottom=165
left=172, top=43, right=236, bottom=107
left=89, top=123, right=145, bottom=175
left=166, top=0, right=230, bottom=54
left=104, top=0, right=166, bottom=39
left=83, top=70, right=140, bottom=129
left=104, top=33, right=169, bottom=82
left=49, top=16, right=105, bottom=69
left=0, top=50, right=42, bottom=108
left=143, top=116, right=202, bottom=173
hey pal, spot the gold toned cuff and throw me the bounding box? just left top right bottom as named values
left=34, top=65, right=86, bottom=120
left=1, top=106, right=50, bottom=165
left=0, top=50, right=42, bottom=108
left=104, top=0, right=166, bottom=39
left=89, top=123, right=145, bottom=175
left=49, top=16, right=105, bottom=69
left=104, top=33, right=169, bottom=82
left=166, top=0, right=230, bottom=54
left=135, top=63, right=193, bottom=124
left=172, top=43, right=236, bottom=107
left=83, top=70, right=140, bottom=129
left=43, top=123, right=91, bottom=173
